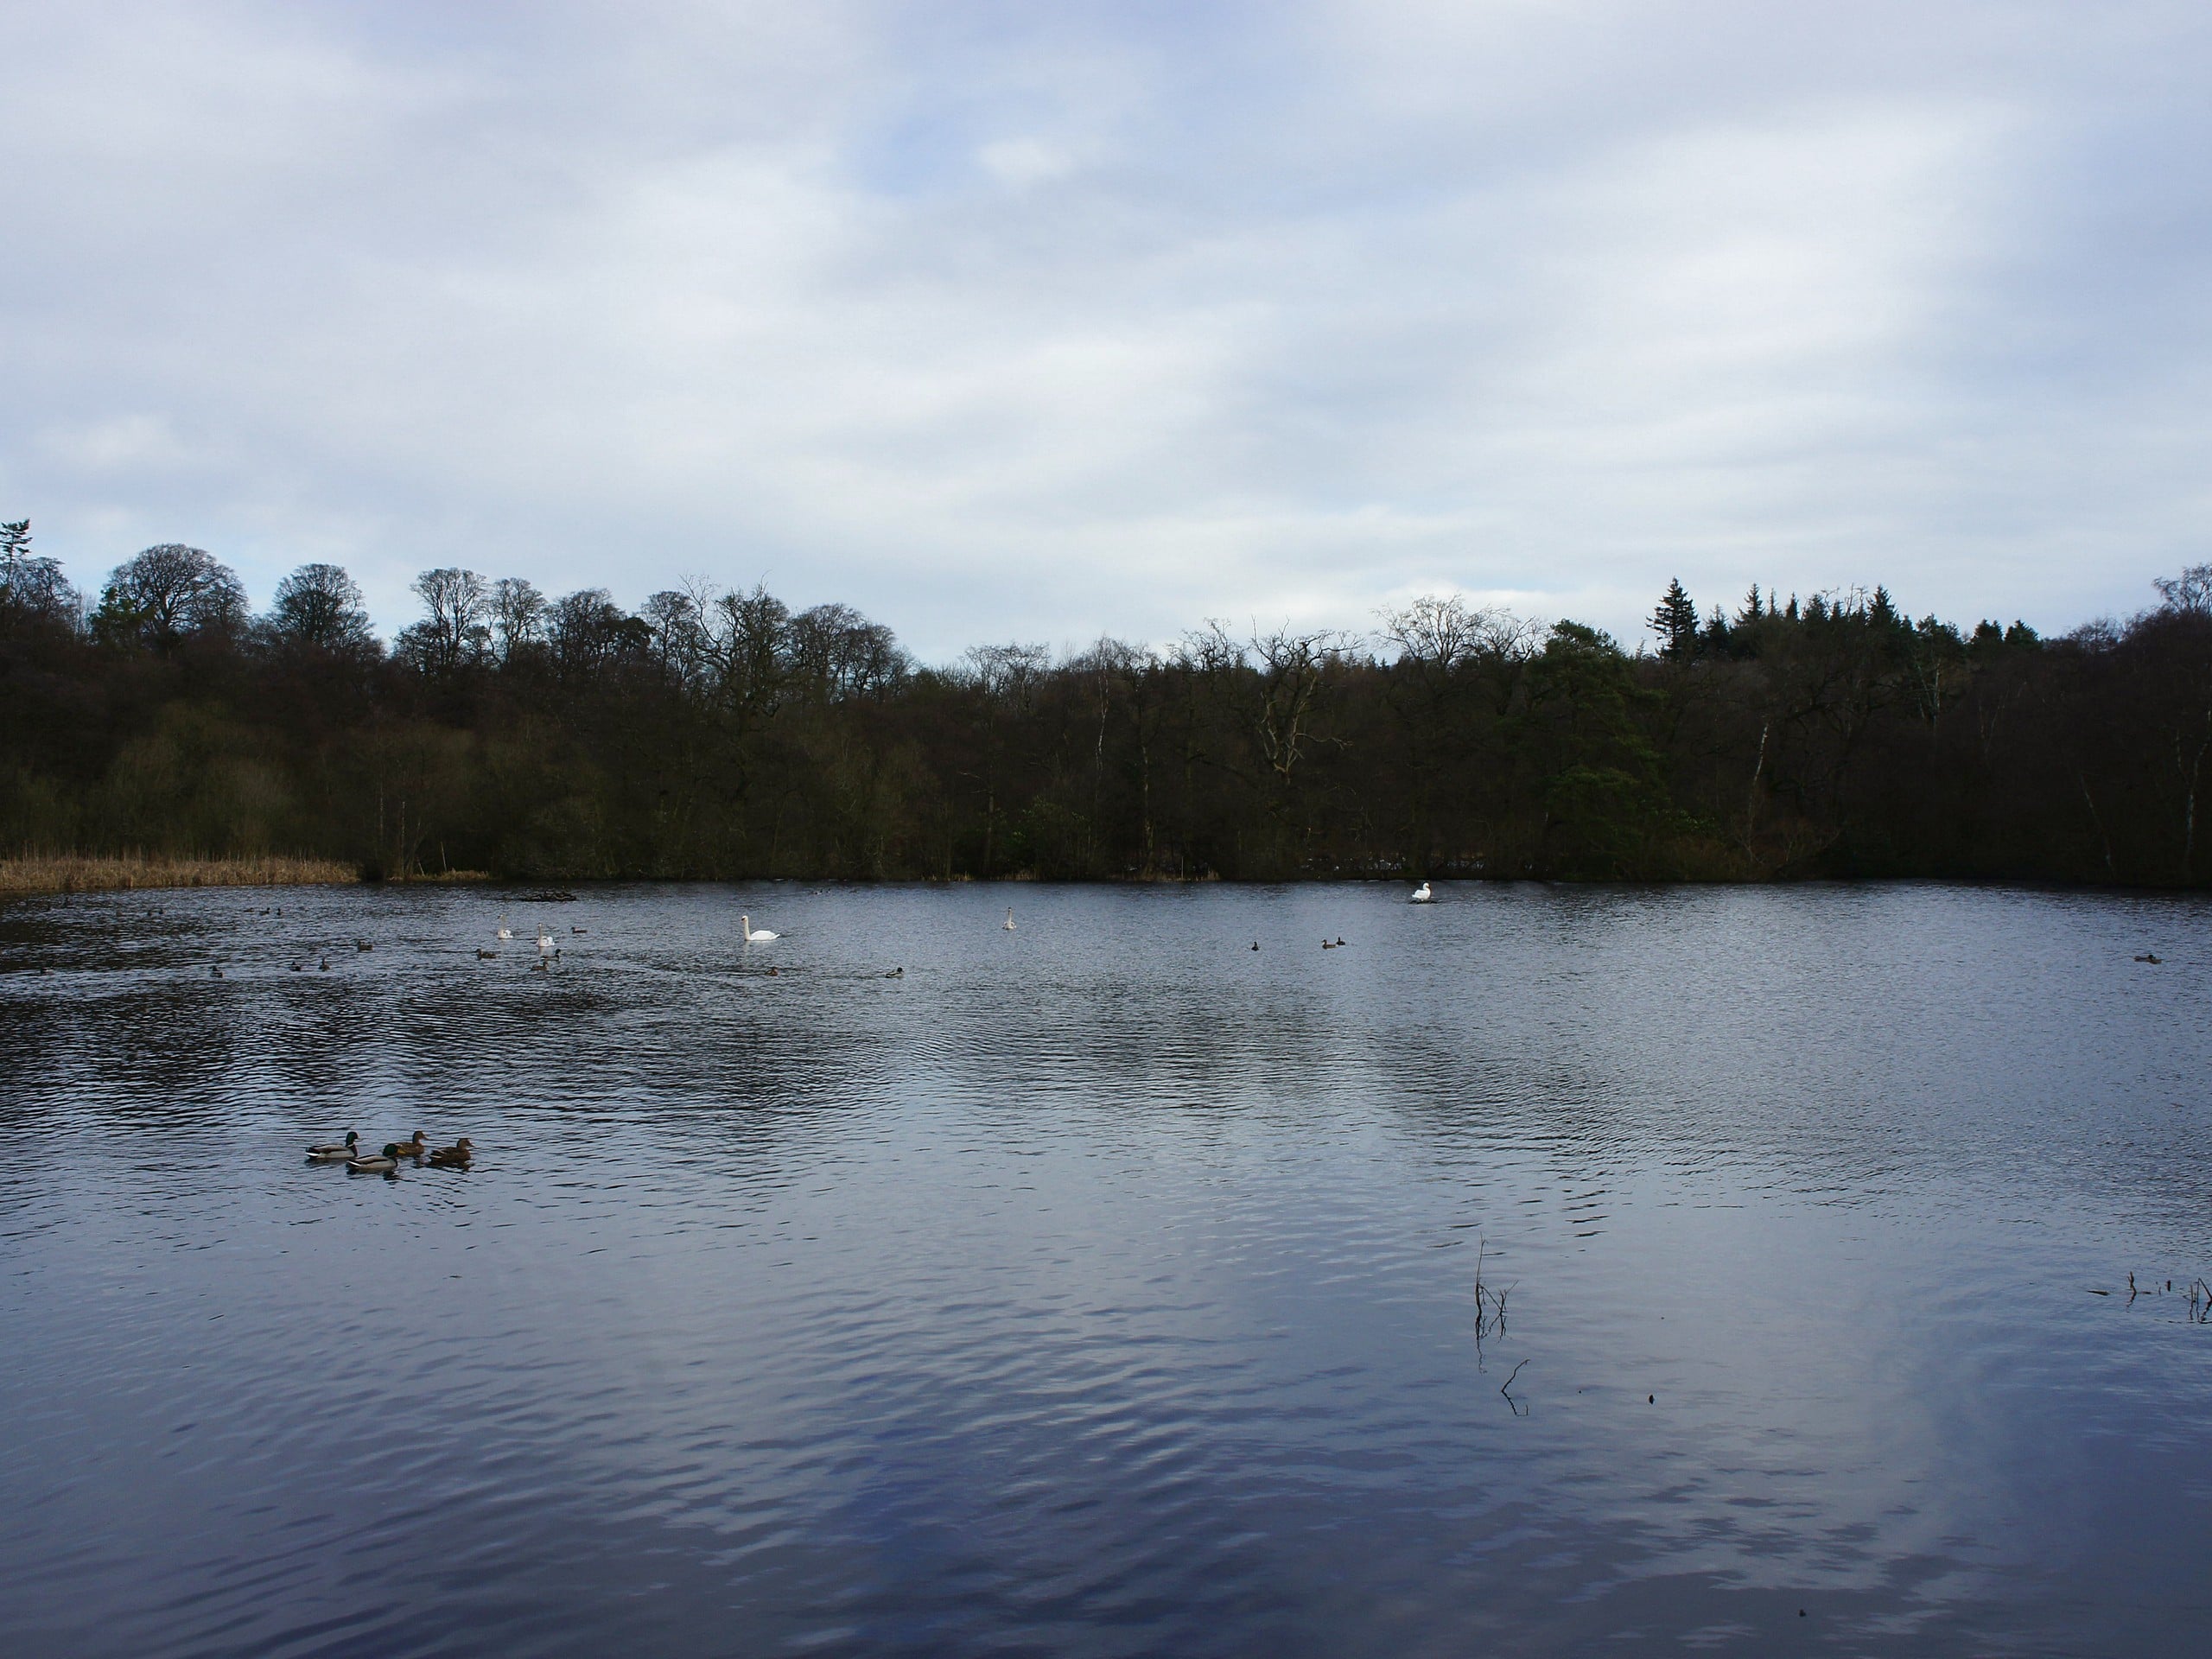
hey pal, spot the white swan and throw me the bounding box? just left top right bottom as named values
left=1410, top=881, right=1434, bottom=903
left=741, top=913, right=779, bottom=943
left=1002, top=907, right=1015, bottom=931
left=537, top=929, right=555, bottom=953
left=497, top=912, right=513, bottom=940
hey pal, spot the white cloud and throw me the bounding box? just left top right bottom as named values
left=1, top=1, right=2208, bottom=652
left=38, top=414, right=200, bottom=476
left=976, top=138, right=1077, bottom=188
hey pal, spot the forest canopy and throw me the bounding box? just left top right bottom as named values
left=3, top=518, right=2209, bottom=887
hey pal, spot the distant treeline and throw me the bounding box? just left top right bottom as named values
left=3, top=518, right=2210, bottom=885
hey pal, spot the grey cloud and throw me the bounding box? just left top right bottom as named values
left=2, top=0, right=2207, bottom=658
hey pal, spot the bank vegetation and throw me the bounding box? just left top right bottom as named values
left=4, top=519, right=2210, bottom=887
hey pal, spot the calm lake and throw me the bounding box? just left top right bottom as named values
left=2, top=880, right=2209, bottom=1656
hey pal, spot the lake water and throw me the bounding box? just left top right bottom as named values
left=2, top=880, right=2209, bottom=1656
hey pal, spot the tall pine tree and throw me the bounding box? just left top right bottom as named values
left=1648, top=578, right=1699, bottom=660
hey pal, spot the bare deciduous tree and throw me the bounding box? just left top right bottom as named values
left=266, top=563, right=376, bottom=655
left=963, top=642, right=1052, bottom=709
left=2154, top=563, right=2212, bottom=616
left=490, top=577, right=547, bottom=663
left=397, top=568, right=492, bottom=673
left=1228, top=621, right=1353, bottom=786
left=94, top=543, right=246, bottom=651
left=0, top=519, right=78, bottom=631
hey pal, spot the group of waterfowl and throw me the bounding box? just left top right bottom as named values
left=215, top=885, right=1450, bottom=986
left=308, top=1129, right=473, bottom=1174
left=480, top=914, right=591, bottom=965
left=1239, top=885, right=1437, bottom=953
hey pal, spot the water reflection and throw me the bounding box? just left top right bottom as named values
left=3, top=880, right=2209, bottom=1656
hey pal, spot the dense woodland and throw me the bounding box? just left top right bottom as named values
left=3, top=519, right=2211, bottom=886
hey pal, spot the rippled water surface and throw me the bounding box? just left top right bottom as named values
left=3, top=880, right=2210, bottom=1656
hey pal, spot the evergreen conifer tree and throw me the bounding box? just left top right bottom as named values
left=1647, top=578, right=1699, bottom=659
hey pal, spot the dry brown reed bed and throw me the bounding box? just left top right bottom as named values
left=0, top=854, right=363, bottom=893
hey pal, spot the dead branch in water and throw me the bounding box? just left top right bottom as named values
left=1499, top=1358, right=1529, bottom=1415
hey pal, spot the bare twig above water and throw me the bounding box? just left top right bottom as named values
left=1500, top=1359, right=1529, bottom=1415
left=2093, top=1274, right=2211, bottom=1320
left=1471, top=1238, right=1516, bottom=1339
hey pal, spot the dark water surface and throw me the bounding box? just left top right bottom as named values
left=3, top=881, right=2209, bottom=1656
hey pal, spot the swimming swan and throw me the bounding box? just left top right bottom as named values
left=1003, top=907, right=1015, bottom=931
left=741, top=914, right=779, bottom=943
left=1410, top=881, right=1434, bottom=903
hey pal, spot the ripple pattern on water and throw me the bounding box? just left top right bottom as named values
left=3, top=880, right=2212, bottom=1656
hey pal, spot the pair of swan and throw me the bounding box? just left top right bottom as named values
left=488, top=911, right=556, bottom=951
left=499, top=916, right=566, bottom=950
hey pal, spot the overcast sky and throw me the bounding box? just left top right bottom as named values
left=3, top=1, right=2208, bottom=658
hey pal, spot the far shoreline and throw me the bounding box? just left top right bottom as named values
left=7, top=855, right=2209, bottom=899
